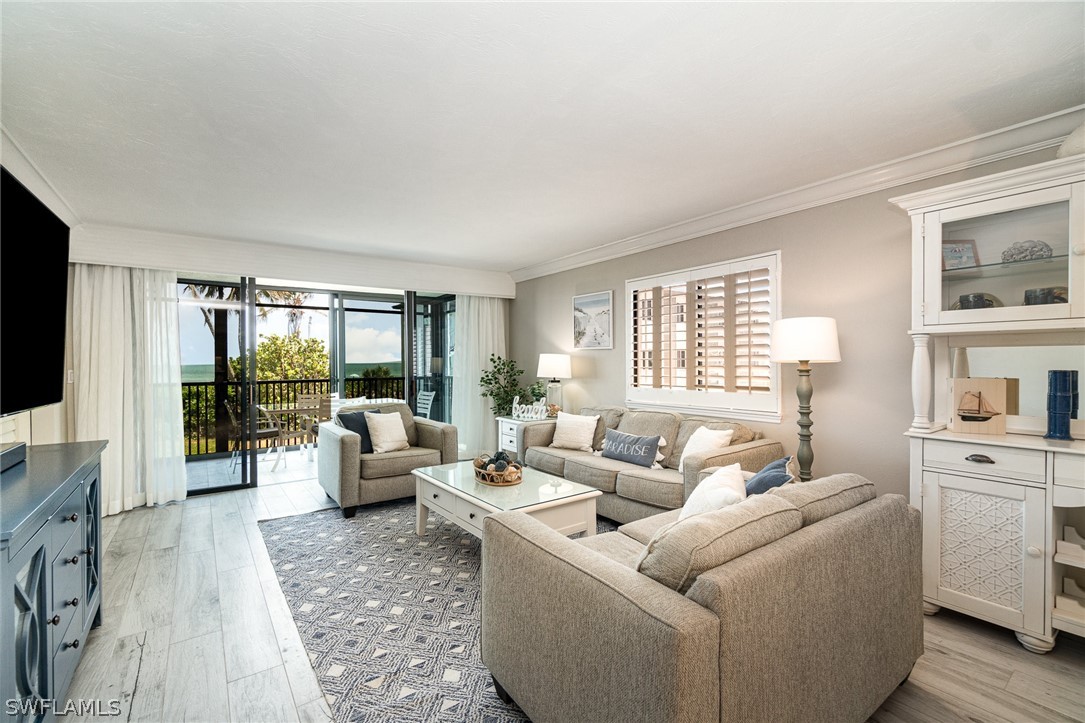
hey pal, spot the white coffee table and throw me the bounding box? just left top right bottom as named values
left=413, top=461, right=602, bottom=539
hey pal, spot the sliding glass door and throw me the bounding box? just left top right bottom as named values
left=179, top=277, right=255, bottom=493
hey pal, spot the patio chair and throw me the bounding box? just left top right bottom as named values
left=225, top=402, right=279, bottom=473
left=416, top=390, right=437, bottom=419
left=256, top=404, right=311, bottom=471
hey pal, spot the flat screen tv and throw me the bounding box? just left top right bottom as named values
left=1, top=166, right=71, bottom=417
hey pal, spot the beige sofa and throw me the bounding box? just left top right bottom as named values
left=481, top=474, right=923, bottom=723
left=519, top=406, right=784, bottom=523
left=317, top=402, right=457, bottom=517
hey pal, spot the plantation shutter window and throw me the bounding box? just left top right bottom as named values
left=626, top=252, right=780, bottom=421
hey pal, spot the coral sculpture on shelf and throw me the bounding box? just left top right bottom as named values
left=1001, top=239, right=1053, bottom=262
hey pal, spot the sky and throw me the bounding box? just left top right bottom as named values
left=178, top=293, right=402, bottom=366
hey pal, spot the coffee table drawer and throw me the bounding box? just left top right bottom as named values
left=418, top=480, right=454, bottom=517
left=454, top=495, right=491, bottom=529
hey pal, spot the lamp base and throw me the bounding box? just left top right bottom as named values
left=545, top=380, right=563, bottom=412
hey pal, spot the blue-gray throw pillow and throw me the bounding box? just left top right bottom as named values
left=337, top=409, right=379, bottom=454
left=600, top=428, right=661, bottom=468
left=746, top=456, right=795, bottom=495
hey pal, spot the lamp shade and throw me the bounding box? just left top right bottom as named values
left=537, top=353, right=572, bottom=379
left=770, top=317, right=841, bottom=363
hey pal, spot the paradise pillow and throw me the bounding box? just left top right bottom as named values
left=365, top=410, right=409, bottom=453
left=746, top=456, right=800, bottom=495
left=550, top=411, right=600, bottom=452
left=337, top=409, right=380, bottom=453
left=678, top=427, right=735, bottom=472
left=600, top=428, right=661, bottom=468
left=680, top=463, right=747, bottom=520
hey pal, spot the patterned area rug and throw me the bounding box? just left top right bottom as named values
left=259, top=499, right=617, bottom=722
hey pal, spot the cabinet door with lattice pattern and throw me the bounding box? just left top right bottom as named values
left=922, top=471, right=1046, bottom=634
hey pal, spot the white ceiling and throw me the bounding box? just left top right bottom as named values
left=2, top=2, right=1083, bottom=277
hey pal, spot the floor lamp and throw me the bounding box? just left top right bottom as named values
left=770, top=317, right=841, bottom=482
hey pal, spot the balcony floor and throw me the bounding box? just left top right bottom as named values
left=186, top=445, right=320, bottom=490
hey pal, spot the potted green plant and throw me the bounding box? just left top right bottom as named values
left=479, top=354, right=546, bottom=417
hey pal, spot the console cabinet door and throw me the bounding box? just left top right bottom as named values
left=2, top=527, right=51, bottom=723
left=922, top=472, right=1046, bottom=633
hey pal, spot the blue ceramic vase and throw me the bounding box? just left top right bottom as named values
left=1044, top=370, right=1078, bottom=441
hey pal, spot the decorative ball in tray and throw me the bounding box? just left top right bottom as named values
left=473, top=451, right=524, bottom=486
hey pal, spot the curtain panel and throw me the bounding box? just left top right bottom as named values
left=450, top=295, right=508, bottom=459
left=71, top=264, right=187, bottom=514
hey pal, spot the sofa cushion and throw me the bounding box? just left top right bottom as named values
left=366, top=411, right=410, bottom=453
left=360, top=446, right=441, bottom=478
left=617, top=411, right=681, bottom=454
left=665, top=418, right=756, bottom=469
left=615, top=467, right=685, bottom=509
left=679, top=463, right=746, bottom=520
left=579, top=406, right=626, bottom=450
left=524, top=446, right=592, bottom=477
left=600, top=428, right=661, bottom=468
left=551, top=411, right=600, bottom=452
left=635, top=495, right=802, bottom=593
left=618, top=509, right=682, bottom=545
left=336, top=409, right=379, bottom=453
left=678, top=427, right=734, bottom=473
left=768, top=473, right=877, bottom=526
left=746, top=456, right=799, bottom=495
left=340, top=402, right=418, bottom=446
left=576, top=531, right=645, bottom=569
left=564, top=455, right=640, bottom=493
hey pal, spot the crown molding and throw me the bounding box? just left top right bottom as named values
left=69, top=224, right=516, bottom=298
left=0, top=127, right=81, bottom=227
left=510, top=106, right=1085, bottom=282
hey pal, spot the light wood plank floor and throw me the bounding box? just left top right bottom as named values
left=69, top=487, right=1085, bottom=723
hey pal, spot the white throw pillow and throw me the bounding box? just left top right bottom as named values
left=365, top=411, right=409, bottom=453
left=678, top=427, right=735, bottom=472
left=679, top=463, right=747, bottom=520
left=550, top=412, right=599, bottom=452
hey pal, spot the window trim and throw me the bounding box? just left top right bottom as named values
left=624, top=251, right=782, bottom=424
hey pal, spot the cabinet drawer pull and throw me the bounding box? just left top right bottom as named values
left=64, top=513, right=79, bottom=522
left=65, top=555, right=80, bottom=565
left=965, top=454, right=995, bottom=464
left=47, top=615, right=61, bottom=626
left=84, top=546, right=94, bottom=556
left=63, top=639, right=80, bottom=650
left=469, top=513, right=476, bottom=520
left=432, top=493, right=439, bottom=500
left=1027, top=546, right=1042, bottom=558
left=65, top=597, right=79, bottom=608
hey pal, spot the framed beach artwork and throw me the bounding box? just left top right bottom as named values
left=573, top=291, right=613, bottom=350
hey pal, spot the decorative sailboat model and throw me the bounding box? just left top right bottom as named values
left=957, top=391, right=1001, bottom=422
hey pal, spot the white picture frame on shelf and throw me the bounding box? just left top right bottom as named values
left=573, top=290, right=613, bottom=350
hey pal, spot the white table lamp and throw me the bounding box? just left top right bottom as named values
left=770, top=317, right=841, bottom=481
left=537, top=353, right=572, bottom=411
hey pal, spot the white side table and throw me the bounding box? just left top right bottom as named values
left=496, top=416, right=528, bottom=455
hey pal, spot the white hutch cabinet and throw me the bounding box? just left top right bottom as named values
left=892, top=155, right=1085, bottom=653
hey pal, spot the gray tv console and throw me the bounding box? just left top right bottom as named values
left=1, top=441, right=106, bottom=722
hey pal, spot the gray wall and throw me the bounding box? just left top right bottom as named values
left=510, top=149, right=1056, bottom=497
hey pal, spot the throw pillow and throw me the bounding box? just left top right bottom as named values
left=337, top=409, right=379, bottom=453
left=550, top=411, right=600, bottom=452
left=365, top=410, right=409, bottom=453
left=746, top=456, right=799, bottom=495
left=600, top=428, right=661, bottom=468
left=678, top=427, right=735, bottom=472
left=679, top=463, right=747, bottom=520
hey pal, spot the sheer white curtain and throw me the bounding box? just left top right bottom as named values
left=450, top=295, right=508, bottom=459
left=72, top=264, right=187, bottom=514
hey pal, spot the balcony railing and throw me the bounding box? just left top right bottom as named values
left=182, top=376, right=451, bottom=458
